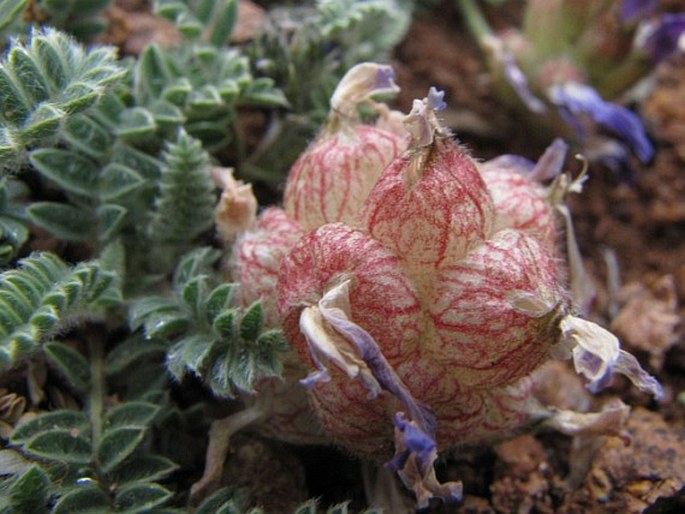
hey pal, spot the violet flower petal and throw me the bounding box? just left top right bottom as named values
left=556, top=315, right=664, bottom=400
left=483, top=35, right=546, bottom=113
left=531, top=138, right=569, bottom=181
left=318, top=280, right=437, bottom=435
left=501, top=50, right=547, bottom=114
left=549, top=82, right=653, bottom=162
left=329, top=62, right=400, bottom=117
left=620, top=0, right=658, bottom=25
left=299, top=303, right=380, bottom=396
left=387, top=412, right=463, bottom=509
left=427, top=87, right=447, bottom=112
left=300, top=280, right=460, bottom=508
left=638, top=13, right=685, bottom=63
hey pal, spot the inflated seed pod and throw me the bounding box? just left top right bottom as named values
left=229, top=207, right=304, bottom=327
left=428, top=228, right=566, bottom=388
left=278, top=223, right=423, bottom=456
left=479, top=157, right=558, bottom=252
left=361, top=90, right=494, bottom=289
left=284, top=63, right=407, bottom=231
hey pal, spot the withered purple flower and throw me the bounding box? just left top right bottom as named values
left=387, top=413, right=463, bottom=509
left=620, top=0, right=658, bottom=24
left=638, top=13, right=685, bottom=62
left=548, top=81, right=654, bottom=162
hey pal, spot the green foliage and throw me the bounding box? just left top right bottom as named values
left=0, top=0, right=416, bottom=509
left=133, top=40, right=287, bottom=152
left=294, top=499, right=383, bottom=514
left=241, top=0, right=412, bottom=182
left=130, top=247, right=288, bottom=398
left=0, top=252, right=120, bottom=372
left=0, top=27, right=125, bottom=168
left=318, top=0, right=412, bottom=60
left=30, top=0, right=111, bottom=39
left=0, top=0, right=27, bottom=31
left=9, top=401, right=177, bottom=512
left=156, top=0, right=238, bottom=47
left=148, top=130, right=215, bottom=245
left=0, top=177, right=28, bottom=264
left=195, top=487, right=264, bottom=514
left=25, top=131, right=159, bottom=244
left=0, top=463, right=50, bottom=514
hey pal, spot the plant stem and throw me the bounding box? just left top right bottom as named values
left=88, top=333, right=105, bottom=450
left=457, top=0, right=493, bottom=44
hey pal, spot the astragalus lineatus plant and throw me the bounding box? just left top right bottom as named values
left=214, top=63, right=662, bottom=510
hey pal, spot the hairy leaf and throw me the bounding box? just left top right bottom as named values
left=11, top=410, right=89, bottom=445
left=108, top=454, right=178, bottom=485
left=113, top=482, right=173, bottom=512
left=105, top=334, right=167, bottom=376
left=97, top=426, right=146, bottom=473
left=51, top=485, right=110, bottom=514
left=23, top=429, right=92, bottom=464
left=7, top=465, right=50, bottom=513
left=26, top=202, right=95, bottom=241
left=0, top=27, right=125, bottom=167
left=148, top=130, right=215, bottom=245
left=44, top=341, right=91, bottom=393
left=104, top=401, right=160, bottom=429
left=30, top=149, right=98, bottom=196
left=0, top=253, right=120, bottom=370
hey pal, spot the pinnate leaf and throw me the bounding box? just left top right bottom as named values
left=52, top=485, right=110, bottom=514
left=97, top=426, right=146, bottom=473
left=11, top=409, right=89, bottom=444
left=23, top=429, right=92, bottom=464
left=44, top=341, right=91, bottom=393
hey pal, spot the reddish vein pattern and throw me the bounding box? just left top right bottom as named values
left=429, top=229, right=563, bottom=388
left=231, top=123, right=574, bottom=459
left=229, top=207, right=304, bottom=327
left=284, top=126, right=406, bottom=231
left=479, top=164, right=559, bottom=254
left=278, top=223, right=422, bottom=361
left=362, top=139, right=495, bottom=279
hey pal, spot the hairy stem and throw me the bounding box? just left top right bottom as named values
left=457, top=0, right=493, bottom=44
left=88, top=333, right=106, bottom=452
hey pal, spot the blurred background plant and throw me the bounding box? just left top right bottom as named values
left=457, top=0, right=685, bottom=177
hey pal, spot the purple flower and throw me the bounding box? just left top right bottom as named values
left=298, top=279, right=436, bottom=433
left=620, top=0, right=658, bottom=25
left=427, top=86, right=447, bottom=112
left=638, top=13, right=685, bottom=63
left=556, top=315, right=664, bottom=400
left=386, top=412, right=463, bottom=509
left=548, top=82, right=653, bottom=162
left=489, top=36, right=547, bottom=113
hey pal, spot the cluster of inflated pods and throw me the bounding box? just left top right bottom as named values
left=213, top=63, right=661, bottom=508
